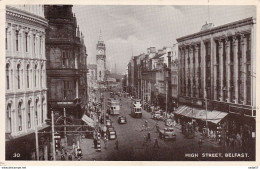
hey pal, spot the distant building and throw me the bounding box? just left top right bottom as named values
left=96, top=31, right=106, bottom=82
left=5, top=5, right=49, bottom=160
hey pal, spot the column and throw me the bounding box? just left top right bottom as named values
left=76, top=79, right=79, bottom=98
left=11, top=109, right=15, bottom=135
left=241, top=35, right=247, bottom=105
left=185, top=47, right=188, bottom=97
left=225, top=38, right=231, bottom=102
left=195, top=44, right=199, bottom=97
left=22, top=106, right=26, bottom=132
left=251, top=16, right=256, bottom=108
left=218, top=40, right=223, bottom=101
left=213, top=40, right=217, bottom=100
left=233, top=36, right=238, bottom=103
left=200, top=40, right=206, bottom=98
left=189, top=46, right=194, bottom=97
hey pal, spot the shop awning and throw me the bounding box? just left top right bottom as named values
left=174, top=105, right=188, bottom=115
left=81, top=115, right=95, bottom=128
left=208, top=111, right=228, bottom=124
left=174, top=105, right=228, bottom=124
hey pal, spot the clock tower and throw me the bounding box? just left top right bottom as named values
left=96, top=30, right=106, bottom=82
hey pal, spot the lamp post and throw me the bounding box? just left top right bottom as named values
left=51, top=111, right=56, bottom=161
left=35, top=116, right=39, bottom=161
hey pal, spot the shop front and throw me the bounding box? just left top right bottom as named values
left=6, top=125, right=50, bottom=160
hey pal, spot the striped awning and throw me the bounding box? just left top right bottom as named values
left=173, top=105, right=228, bottom=124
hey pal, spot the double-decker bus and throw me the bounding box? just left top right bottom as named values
left=107, top=98, right=120, bottom=115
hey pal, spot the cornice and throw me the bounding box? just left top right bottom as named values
left=6, top=6, right=48, bottom=28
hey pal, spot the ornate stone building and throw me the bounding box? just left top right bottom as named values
left=176, top=17, right=256, bottom=156
left=45, top=5, right=88, bottom=119
left=5, top=5, right=49, bottom=160
left=96, top=31, right=106, bottom=82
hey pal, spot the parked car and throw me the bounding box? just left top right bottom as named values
left=106, top=126, right=117, bottom=140
left=118, top=116, right=127, bottom=124
left=105, top=119, right=112, bottom=127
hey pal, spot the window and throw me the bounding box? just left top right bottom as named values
left=6, top=64, right=10, bottom=90
left=25, top=32, right=28, bottom=52
left=62, top=51, right=69, bottom=68
left=40, top=64, right=43, bottom=88
left=18, top=102, right=22, bottom=131
left=17, top=64, right=20, bottom=89
left=6, top=28, right=8, bottom=50
left=39, top=36, right=42, bottom=54
left=27, top=101, right=31, bottom=128
left=6, top=104, right=12, bottom=133
left=34, top=65, right=37, bottom=87
left=41, top=98, right=44, bottom=124
left=33, top=34, right=36, bottom=54
left=15, top=30, right=19, bottom=51
left=27, top=65, right=30, bottom=88
left=35, top=99, right=38, bottom=126
left=63, top=81, right=73, bottom=100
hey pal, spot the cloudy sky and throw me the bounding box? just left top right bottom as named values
left=72, top=5, right=255, bottom=74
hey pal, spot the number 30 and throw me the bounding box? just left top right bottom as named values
left=13, top=153, right=20, bottom=158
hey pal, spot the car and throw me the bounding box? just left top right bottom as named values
left=105, top=119, right=112, bottom=127
left=159, top=127, right=176, bottom=141
left=152, top=111, right=163, bottom=120
left=118, top=116, right=127, bottom=124
left=75, top=147, right=82, bottom=158
left=107, top=127, right=117, bottom=140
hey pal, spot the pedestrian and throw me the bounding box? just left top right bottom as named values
left=115, top=140, right=119, bottom=150
left=145, top=120, right=148, bottom=128
left=153, top=138, right=159, bottom=148
left=147, top=132, right=151, bottom=142
left=143, top=135, right=147, bottom=146
left=198, top=138, right=203, bottom=149
left=68, top=153, right=72, bottom=161
left=156, top=122, right=159, bottom=132
left=94, top=138, right=97, bottom=149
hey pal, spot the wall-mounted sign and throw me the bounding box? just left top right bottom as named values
left=57, top=102, right=73, bottom=105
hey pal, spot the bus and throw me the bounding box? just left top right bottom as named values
left=107, top=98, right=120, bottom=115
left=131, top=102, right=142, bottom=118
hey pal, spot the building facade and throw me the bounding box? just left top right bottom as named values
left=5, top=5, right=49, bottom=160
left=176, top=17, right=256, bottom=155
left=96, top=32, right=106, bottom=82
left=45, top=5, right=88, bottom=119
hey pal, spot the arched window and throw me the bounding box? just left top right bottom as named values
left=6, top=28, right=8, bottom=50
left=25, top=32, right=28, bottom=52
left=27, top=65, right=30, bottom=88
left=33, top=34, right=36, bottom=54
left=17, top=64, right=20, bottom=89
left=35, top=99, right=38, bottom=126
left=34, top=65, right=37, bottom=87
left=6, top=63, right=10, bottom=90
left=41, top=98, right=44, bottom=124
left=15, top=30, right=19, bottom=51
left=18, top=102, right=22, bottom=131
left=40, top=64, right=43, bottom=88
left=27, top=100, right=31, bottom=128
left=6, top=103, right=12, bottom=133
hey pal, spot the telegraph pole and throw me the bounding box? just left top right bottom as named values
left=51, top=111, right=56, bottom=161
left=64, top=108, right=67, bottom=146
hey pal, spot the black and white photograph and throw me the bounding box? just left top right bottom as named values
left=4, top=3, right=257, bottom=162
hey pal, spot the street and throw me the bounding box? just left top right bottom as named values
left=57, top=93, right=237, bottom=161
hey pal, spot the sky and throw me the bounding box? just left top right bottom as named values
left=72, top=5, right=256, bottom=74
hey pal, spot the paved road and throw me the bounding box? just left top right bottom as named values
left=58, top=92, right=253, bottom=161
